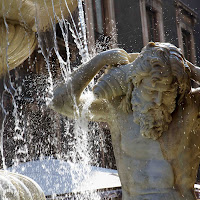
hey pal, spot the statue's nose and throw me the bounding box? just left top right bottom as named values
left=154, top=92, right=162, bottom=106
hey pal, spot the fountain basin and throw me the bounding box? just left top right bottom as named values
left=8, top=158, right=121, bottom=198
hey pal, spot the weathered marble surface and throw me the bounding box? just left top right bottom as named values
left=0, top=22, right=37, bottom=75
left=0, top=170, right=46, bottom=200
left=0, top=0, right=78, bottom=76
left=0, top=0, right=78, bottom=32
left=51, top=42, right=200, bottom=200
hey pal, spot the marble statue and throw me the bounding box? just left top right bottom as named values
left=0, top=0, right=77, bottom=77
left=52, top=42, right=200, bottom=200
left=0, top=170, right=46, bottom=199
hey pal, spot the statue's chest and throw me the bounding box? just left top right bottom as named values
left=109, top=114, right=164, bottom=160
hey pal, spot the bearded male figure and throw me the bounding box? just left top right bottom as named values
left=51, top=42, right=200, bottom=200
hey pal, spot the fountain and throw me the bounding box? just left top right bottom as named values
left=1, top=0, right=200, bottom=200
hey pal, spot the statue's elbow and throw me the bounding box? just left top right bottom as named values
left=49, top=89, right=75, bottom=118
left=50, top=97, right=75, bottom=118
left=50, top=84, right=67, bottom=109
left=48, top=92, right=63, bottom=114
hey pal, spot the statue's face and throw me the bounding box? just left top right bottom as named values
left=136, top=76, right=177, bottom=112
left=131, top=76, right=178, bottom=140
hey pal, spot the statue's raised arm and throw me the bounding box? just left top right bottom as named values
left=51, top=49, right=133, bottom=120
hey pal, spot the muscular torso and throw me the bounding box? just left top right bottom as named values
left=105, top=94, right=200, bottom=200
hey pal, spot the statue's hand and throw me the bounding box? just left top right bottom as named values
left=99, top=49, right=130, bottom=66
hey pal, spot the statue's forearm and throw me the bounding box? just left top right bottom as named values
left=70, top=49, right=131, bottom=98
left=51, top=49, right=130, bottom=116
left=51, top=53, right=106, bottom=115
left=69, top=53, right=107, bottom=99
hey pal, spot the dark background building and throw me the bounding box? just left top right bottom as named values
left=90, top=0, right=200, bottom=65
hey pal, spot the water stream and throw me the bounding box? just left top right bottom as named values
left=0, top=0, right=110, bottom=199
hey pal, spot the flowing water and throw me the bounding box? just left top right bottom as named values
left=0, top=0, right=114, bottom=199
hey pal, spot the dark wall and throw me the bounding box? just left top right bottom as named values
left=114, top=0, right=200, bottom=66
left=114, top=0, right=143, bottom=53
left=180, top=0, right=200, bottom=65
left=162, top=0, right=179, bottom=46
left=114, top=0, right=180, bottom=52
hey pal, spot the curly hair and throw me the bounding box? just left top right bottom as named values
left=120, top=42, right=191, bottom=113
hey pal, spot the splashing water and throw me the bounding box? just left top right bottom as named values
left=0, top=0, right=111, bottom=199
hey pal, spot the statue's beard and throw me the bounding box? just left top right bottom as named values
left=131, top=94, right=175, bottom=140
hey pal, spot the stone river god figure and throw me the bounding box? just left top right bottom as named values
left=51, top=42, right=200, bottom=200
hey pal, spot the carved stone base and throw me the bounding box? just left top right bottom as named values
left=0, top=170, right=46, bottom=200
